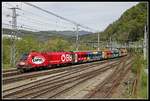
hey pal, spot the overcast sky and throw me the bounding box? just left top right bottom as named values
left=2, top=2, right=139, bottom=32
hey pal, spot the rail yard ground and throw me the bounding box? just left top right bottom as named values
left=2, top=55, right=147, bottom=99
left=111, top=69, right=135, bottom=98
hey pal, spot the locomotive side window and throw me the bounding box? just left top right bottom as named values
left=20, top=53, right=29, bottom=60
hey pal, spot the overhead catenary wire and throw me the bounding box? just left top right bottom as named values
left=3, top=2, right=100, bottom=52
left=17, top=18, right=73, bottom=31
left=23, top=2, right=98, bottom=51
left=3, top=2, right=95, bottom=32
left=16, top=8, right=79, bottom=31
left=15, top=5, right=76, bottom=31
left=19, top=2, right=75, bottom=28
left=5, top=3, right=65, bottom=28
left=17, top=12, right=75, bottom=30
left=2, top=23, right=40, bottom=32
left=18, top=8, right=60, bottom=24
left=24, top=2, right=97, bottom=32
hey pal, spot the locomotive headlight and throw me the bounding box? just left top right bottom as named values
left=20, top=62, right=25, bottom=65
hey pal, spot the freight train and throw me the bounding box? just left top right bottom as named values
left=17, top=48, right=127, bottom=72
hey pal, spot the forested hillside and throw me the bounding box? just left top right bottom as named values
left=80, top=2, right=148, bottom=43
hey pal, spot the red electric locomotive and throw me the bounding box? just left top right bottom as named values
left=17, top=51, right=75, bottom=72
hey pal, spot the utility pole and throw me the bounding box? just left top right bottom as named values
left=76, top=25, right=79, bottom=51
left=143, top=25, right=147, bottom=60
left=98, top=32, right=100, bottom=51
left=9, top=6, right=19, bottom=68
left=109, top=37, right=112, bottom=50
left=125, top=42, right=127, bottom=48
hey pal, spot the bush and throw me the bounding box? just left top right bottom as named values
left=131, top=53, right=148, bottom=98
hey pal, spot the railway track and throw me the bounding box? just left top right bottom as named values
left=2, top=68, right=17, bottom=73
left=2, top=60, right=116, bottom=92
left=83, top=56, right=133, bottom=98
left=2, top=56, right=129, bottom=99
left=2, top=57, right=123, bottom=84
left=3, top=70, right=21, bottom=78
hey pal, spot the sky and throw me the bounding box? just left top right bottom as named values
left=2, top=2, right=139, bottom=32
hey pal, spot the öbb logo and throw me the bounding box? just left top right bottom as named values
left=61, top=54, right=72, bottom=62
left=32, top=56, right=45, bottom=64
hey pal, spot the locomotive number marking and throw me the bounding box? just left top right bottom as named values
left=61, top=54, right=72, bottom=62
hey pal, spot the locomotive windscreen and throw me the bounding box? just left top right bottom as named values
left=20, top=53, right=29, bottom=60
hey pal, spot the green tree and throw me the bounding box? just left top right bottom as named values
left=43, top=38, right=72, bottom=52
left=2, top=38, right=11, bottom=65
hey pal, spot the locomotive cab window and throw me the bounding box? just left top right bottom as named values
left=20, top=53, right=29, bottom=60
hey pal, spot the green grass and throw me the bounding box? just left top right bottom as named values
left=138, top=72, right=148, bottom=98
left=139, top=63, right=148, bottom=99
left=3, top=64, right=11, bottom=70
left=131, top=52, right=148, bottom=99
